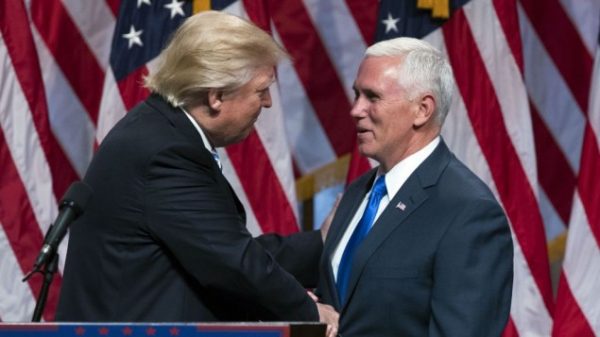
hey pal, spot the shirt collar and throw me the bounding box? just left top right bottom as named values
left=181, top=107, right=216, bottom=154
left=380, top=136, right=440, bottom=200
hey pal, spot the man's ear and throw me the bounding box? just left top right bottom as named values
left=208, top=89, right=223, bottom=111
left=414, top=94, right=436, bottom=127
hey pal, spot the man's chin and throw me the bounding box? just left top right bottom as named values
left=357, top=144, right=375, bottom=158
left=227, top=129, right=253, bottom=146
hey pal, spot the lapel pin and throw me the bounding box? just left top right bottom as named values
left=396, top=201, right=407, bottom=211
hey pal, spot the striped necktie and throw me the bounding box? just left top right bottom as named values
left=210, top=149, right=222, bottom=171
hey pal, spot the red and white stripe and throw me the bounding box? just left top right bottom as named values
left=552, top=14, right=600, bottom=335
left=1, top=0, right=65, bottom=321
left=442, top=1, right=553, bottom=334
left=267, top=0, right=364, bottom=174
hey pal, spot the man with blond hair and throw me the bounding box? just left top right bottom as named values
left=57, top=11, right=337, bottom=334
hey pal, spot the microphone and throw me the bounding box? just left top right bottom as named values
left=31, top=181, right=93, bottom=272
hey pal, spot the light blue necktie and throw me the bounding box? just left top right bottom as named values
left=210, top=149, right=222, bottom=171
left=337, top=175, right=387, bottom=305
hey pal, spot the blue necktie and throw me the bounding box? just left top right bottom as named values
left=337, top=175, right=387, bottom=305
left=210, top=149, right=222, bottom=171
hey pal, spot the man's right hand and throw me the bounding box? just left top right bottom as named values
left=317, top=303, right=339, bottom=337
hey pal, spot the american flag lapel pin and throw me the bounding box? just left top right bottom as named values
left=396, top=201, right=407, bottom=211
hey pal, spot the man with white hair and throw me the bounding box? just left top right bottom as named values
left=316, top=37, right=513, bottom=336
left=56, top=11, right=337, bottom=335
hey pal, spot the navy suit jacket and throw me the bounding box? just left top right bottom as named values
left=317, top=140, right=513, bottom=337
left=56, top=94, right=321, bottom=322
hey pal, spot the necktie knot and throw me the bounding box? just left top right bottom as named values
left=363, top=175, right=387, bottom=232
left=371, top=175, right=387, bottom=200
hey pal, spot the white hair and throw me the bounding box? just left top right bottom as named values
left=365, top=37, right=454, bottom=125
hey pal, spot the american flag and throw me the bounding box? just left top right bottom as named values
left=0, top=0, right=598, bottom=335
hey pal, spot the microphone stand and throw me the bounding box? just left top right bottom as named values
left=22, top=225, right=60, bottom=322
left=22, top=181, right=92, bottom=322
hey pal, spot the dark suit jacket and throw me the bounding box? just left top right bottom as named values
left=56, top=94, right=321, bottom=322
left=317, top=140, right=513, bottom=337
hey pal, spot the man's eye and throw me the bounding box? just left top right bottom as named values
left=367, top=94, right=379, bottom=102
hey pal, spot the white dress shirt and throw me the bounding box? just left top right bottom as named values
left=331, top=137, right=441, bottom=280
left=182, top=108, right=221, bottom=168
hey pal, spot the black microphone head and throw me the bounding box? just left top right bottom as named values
left=60, top=181, right=93, bottom=214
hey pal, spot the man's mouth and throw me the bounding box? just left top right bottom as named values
left=356, top=126, right=369, bottom=134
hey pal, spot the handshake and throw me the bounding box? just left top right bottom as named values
left=311, top=291, right=339, bottom=337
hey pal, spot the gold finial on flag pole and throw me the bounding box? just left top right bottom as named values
left=417, top=0, right=434, bottom=8
left=417, top=0, right=450, bottom=19
left=193, top=0, right=210, bottom=14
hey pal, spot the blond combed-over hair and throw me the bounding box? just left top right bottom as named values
left=144, top=11, right=287, bottom=108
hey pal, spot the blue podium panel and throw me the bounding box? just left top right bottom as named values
left=0, top=323, right=324, bottom=337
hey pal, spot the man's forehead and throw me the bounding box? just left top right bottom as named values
left=252, top=67, right=276, bottom=85
left=362, top=54, right=403, bottom=67
left=355, top=58, right=401, bottom=87
left=257, top=75, right=276, bottom=89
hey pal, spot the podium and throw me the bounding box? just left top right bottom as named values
left=0, top=322, right=326, bottom=336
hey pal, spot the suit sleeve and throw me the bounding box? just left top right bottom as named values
left=429, top=197, right=513, bottom=337
left=256, top=230, right=323, bottom=288
left=143, top=143, right=318, bottom=321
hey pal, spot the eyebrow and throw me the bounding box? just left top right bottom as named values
left=363, top=88, right=379, bottom=97
left=353, top=85, right=380, bottom=98
left=258, top=77, right=276, bottom=91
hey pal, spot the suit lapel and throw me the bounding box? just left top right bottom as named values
left=322, top=170, right=376, bottom=308
left=222, top=175, right=246, bottom=222
left=340, top=176, right=429, bottom=314
left=340, top=140, right=453, bottom=313
left=144, top=94, right=245, bottom=220
left=325, top=171, right=377, bottom=257
left=145, top=94, right=227, bottom=174
left=146, top=94, right=204, bottom=145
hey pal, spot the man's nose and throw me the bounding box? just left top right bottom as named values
left=350, top=97, right=366, bottom=118
left=262, top=89, right=272, bottom=108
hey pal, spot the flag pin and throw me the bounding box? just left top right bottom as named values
left=396, top=201, right=406, bottom=211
